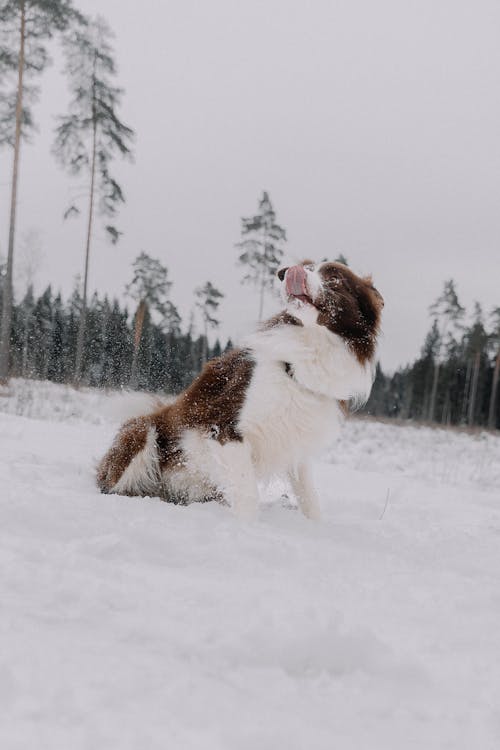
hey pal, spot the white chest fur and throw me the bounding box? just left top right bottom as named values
left=239, top=321, right=375, bottom=476
left=238, top=358, right=343, bottom=475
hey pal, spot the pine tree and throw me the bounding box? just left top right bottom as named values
left=63, top=278, right=81, bottom=380
left=365, top=362, right=389, bottom=417
left=0, top=0, right=82, bottom=382
left=487, top=307, right=500, bottom=429
left=83, top=291, right=106, bottom=385
left=18, top=282, right=35, bottom=376
left=53, top=15, right=134, bottom=385
left=211, top=339, right=222, bottom=358
left=126, top=253, right=177, bottom=388
left=237, top=191, right=286, bottom=321
left=334, top=253, right=349, bottom=265
left=463, top=303, right=488, bottom=426
left=427, top=280, right=465, bottom=422
left=195, top=281, right=224, bottom=363
left=100, top=299, right=131, bottom=388
left=30, top=285, right=53, bottom=379
left=47, top=292, right=65, bottom=382
left=413, top=320, right=439, bottom=419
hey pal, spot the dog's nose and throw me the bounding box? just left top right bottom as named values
left=277, top=267, right=289, bottom=281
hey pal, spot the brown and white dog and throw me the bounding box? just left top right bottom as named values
left=97, top=261, right=383, bottom=520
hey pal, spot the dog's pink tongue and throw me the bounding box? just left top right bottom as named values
left=286, top=265, right=308, bottom=297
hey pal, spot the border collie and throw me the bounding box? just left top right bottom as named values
left=97, top=260, right=383, bottom=520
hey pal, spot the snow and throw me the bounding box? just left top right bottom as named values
left=1, top=378, right=500, bottom=749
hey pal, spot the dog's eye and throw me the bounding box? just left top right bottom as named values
left=326, top=271, right=343, bottom=286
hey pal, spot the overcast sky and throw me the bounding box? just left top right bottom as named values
left=1, top=0, right=499, bottom=370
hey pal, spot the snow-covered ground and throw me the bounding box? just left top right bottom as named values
left=1, top=378, right=500, bottom=749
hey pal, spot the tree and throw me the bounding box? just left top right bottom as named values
left=488, top=308, right=500, bottom=429
left=237, top=191, right=286, bottom=321
left=126, top=252, right=178, bottom=388
left=427, top=280, right=465, bottom=422
left=100, top=298, right=131, bottom=388
left=47, top=292, right=65, bottom=382
left=53, top=15, right=134, bottom=385
left=334, top=253, right=349, bottom=265
left=30, top=285, right=54, bottom=379
left=195, top=281, right=224, bottom=363
left=18, top=282, right=35, bottom=375
left=463, top=303, right=488, bottom=426
left=0, top=0, right=82, bottom=383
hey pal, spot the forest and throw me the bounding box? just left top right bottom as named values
left=367, top=286, right=500, bottom=430
left=1, top=1, right=499, bottom=430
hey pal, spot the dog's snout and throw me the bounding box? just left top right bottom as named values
left=277, top=267, right=289, bottom=282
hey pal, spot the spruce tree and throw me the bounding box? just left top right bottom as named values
left=83, top=291, right=105, bottom=385
left=427, top=280, right=465, bottom=422
left=464, top=303, right=488, bottom=426
left=211, top=339, right=222, bottom=358
left=195, top=281, right=224, bottom=363
left=487, top=308, right=500, bottom=429
left=126, top=253, right=177, bottom=388
left=53, top=15, right=134, bottom=385
left=32, top=285, right=54, bottom=379
left=47, top=292, right=65, bottom=382
left=0, top=0, right=82, bottom=382
left=63, top=279, right=81, bottom=380
left=237, top=191, right=286, bottom=321
left=19, top=282, right=34, bottom=376
left=101, top=299, right=131, bottom=388
left=334, top=253, right=349, bottom=265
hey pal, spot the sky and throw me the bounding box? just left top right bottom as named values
left=1, top=0, right=499, bottom=371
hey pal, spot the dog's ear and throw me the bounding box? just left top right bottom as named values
left=372, top=287, right=384, bottom=307
left=362, top=274, right=384, bottom=308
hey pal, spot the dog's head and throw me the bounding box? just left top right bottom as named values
left=277, top=260, right=384, bottom=364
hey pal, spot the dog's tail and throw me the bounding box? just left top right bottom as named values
left=96, top=416, right=160, bottom=496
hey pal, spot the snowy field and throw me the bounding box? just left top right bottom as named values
left=1, top=378, right=500, bottom=749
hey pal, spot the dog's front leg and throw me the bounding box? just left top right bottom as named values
left=289, top=462, right=321, bottom=520
left=211, top=440, right=259, bottom=521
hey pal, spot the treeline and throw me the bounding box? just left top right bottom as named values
left=0, top=2, right=133, bottom=382
left=0, top=276, right=228, bottom=393
left=0, top=2, right=289, bottom=387
left=366, top=281, right=500, bottom=430
left=0, top=0, right=287, bottom=388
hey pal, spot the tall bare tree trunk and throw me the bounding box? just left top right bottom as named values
left=74, top=74, right=97, bottom=386
left=441, top=390, right=450, bottom=425
left=461, top=358, right=472, bottom=424
left=0, top=1, right=26, bottom=384
left=130, top=299, right=147, bottom=387
left=488, top=350, right=500, bottom=429
left=428, top=361, right=440, bottom=422
left=468, top=350, right=481, bottom=426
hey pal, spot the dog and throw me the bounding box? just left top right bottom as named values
left=97, top=260, right=383, bottom=520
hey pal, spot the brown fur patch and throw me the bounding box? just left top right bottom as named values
left=315, top=262, right=383, bottom=365
left=97, top=349, right=255, bottom=495
left=262, top=311, right=303, bottom=330
left=96, top=416, right=149, bottom=493
left=166, top=348, right=255, bottom=444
